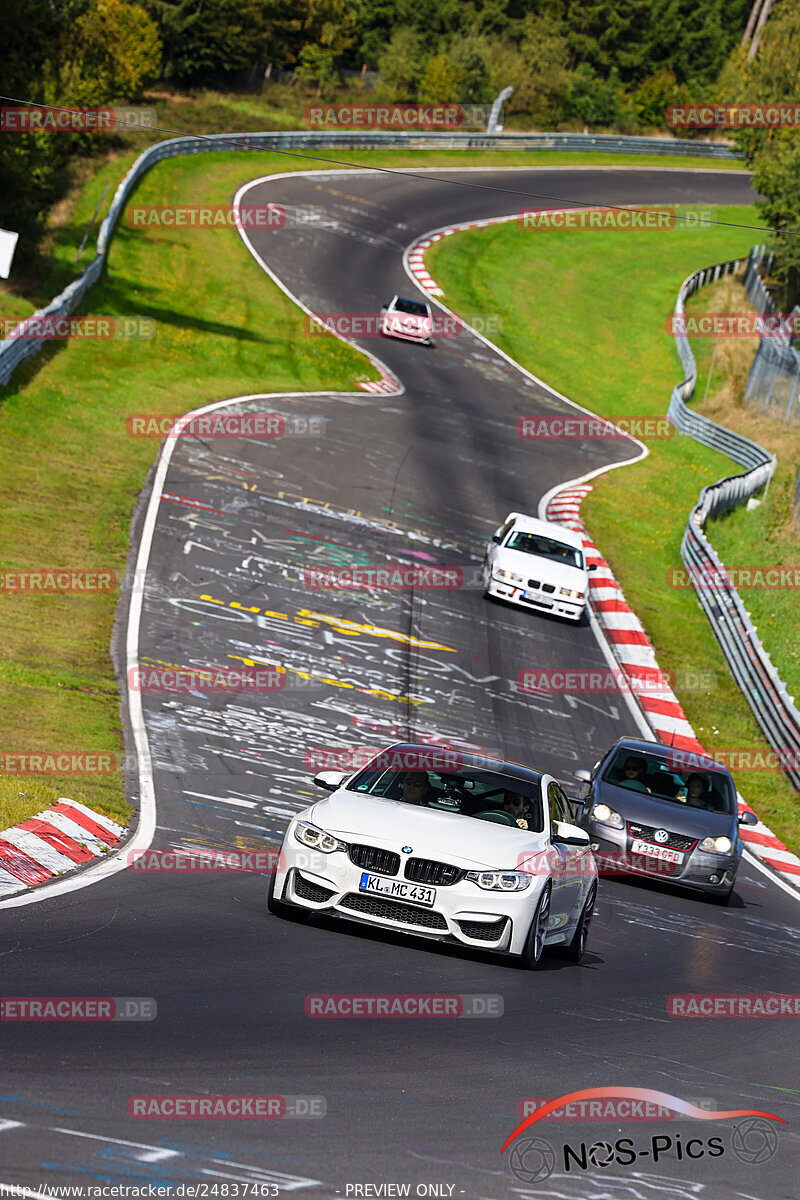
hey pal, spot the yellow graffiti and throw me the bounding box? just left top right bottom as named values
left=199, top=593, right=455, bottom=653
left=226, top=653, right=429, bottom=708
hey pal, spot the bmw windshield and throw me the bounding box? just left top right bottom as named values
left=347, top=764, right=544, bottom=831
left=504, top=531, right=584, bottom=569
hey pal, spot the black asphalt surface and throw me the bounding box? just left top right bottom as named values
left=2, top=166, right=799, bottom=1200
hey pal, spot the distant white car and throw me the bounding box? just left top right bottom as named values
left=482, top=512, right=595, bottom=621
left=380, top=295, right=433, bottom=344
left=268, top=743, right=597, bottom=969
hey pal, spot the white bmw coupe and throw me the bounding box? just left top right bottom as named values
left=268, top=745, right=598, bottom=968
left=482, top=512, right=595, bottom=621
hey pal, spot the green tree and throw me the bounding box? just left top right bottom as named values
left=145, top=0, right=268, bottom=84
left=752, top=136, right=800, bottom=307
left=418, top=54, right=464, bottom=104
left=377, top=29, right=423, bottom=100
left=295, top=43, right=337, bottom=93
left=62, top=0, right=160, bottom=100
left=450, top=35, right=492, bottom=103
left=565, top=63, right=622, bottom=126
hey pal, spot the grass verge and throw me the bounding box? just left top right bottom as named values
left=427, top=209, right=800, bottom=854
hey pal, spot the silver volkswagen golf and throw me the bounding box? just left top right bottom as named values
left=575, top=737, right=757, bottom=905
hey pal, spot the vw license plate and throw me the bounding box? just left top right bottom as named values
left=359, top=873, right=436, bottom=907
left=630, top=839, right=684, bottom=864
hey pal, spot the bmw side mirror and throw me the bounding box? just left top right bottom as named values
left=313, top=771, right=348, bottom=791
left=588, top=563, right=598, bottom=571
left=491, top=534, right=502, bottom=544
left=552, top=820, right=591, bottom=847
left=738, top=810, right=758, bottom=826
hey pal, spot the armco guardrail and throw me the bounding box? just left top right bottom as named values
left=744, top=246, right=800, bottom=423
left=0, top=128, right=737, bottom=385
left=668, top=250, right=800, bottom=789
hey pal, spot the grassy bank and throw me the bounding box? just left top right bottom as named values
left=427, top=211, right=800, bottom=853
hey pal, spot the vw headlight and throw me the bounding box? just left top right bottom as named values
left=591, top=803, right=624, bottom=830
left=293, top=821, right=347, bottom=853
left=465, top=870, right=532, bottom=891
left=559, top=587, right=584, bottom=600
left=699, top=835, right=732, bottom=855
left=497, top=568, right=523, bottom=583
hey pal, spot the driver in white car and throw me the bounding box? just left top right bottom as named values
left=399, top=772, right=437, bottom=806
left=503, top=790, right=533, bottom=829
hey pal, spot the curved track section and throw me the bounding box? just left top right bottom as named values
left=3, top=167, right=800, bottom=1200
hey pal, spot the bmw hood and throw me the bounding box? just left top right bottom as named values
left=308, top=789, right=548, bottom=870
left=495, top=547, right=586, bottom=589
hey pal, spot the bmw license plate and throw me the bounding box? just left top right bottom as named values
left=359, top=873, right=436, bottom=907
left=524, top=590, right=552, bottom=605
left=630, top=839, right=684, bottom=864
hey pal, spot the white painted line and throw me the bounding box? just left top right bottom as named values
left=184, top=791, right=258, bottom=809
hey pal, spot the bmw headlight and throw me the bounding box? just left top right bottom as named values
left=591, top=803, right=624, bottom=830
left=465, top=870, right=532, bottom=891
left=559, top=587, right=584, bottom=600
left=698, top=835, right=733, bottom=855
left=497, top=568, right=523, bottom=583
left=293, top=821, right=347, bottom=853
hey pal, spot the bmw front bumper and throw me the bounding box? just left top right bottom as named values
left=272, top=837, right=550, bottom=955
left=486, top=574, right=584, bottom=620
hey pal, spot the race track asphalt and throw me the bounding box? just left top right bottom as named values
left=2, top=166, right=798, bottom=1200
